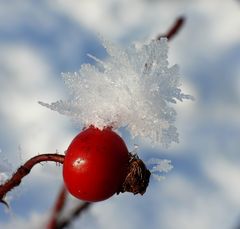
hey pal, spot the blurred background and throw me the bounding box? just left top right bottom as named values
left=0, top=0, right=240, bottom=228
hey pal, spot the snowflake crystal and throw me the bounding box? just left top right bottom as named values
left=39, top=37, right=192, bottom=146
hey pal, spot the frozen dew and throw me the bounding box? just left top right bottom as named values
left=39, top=37, right=192, bottom=146
left=147, top=158, right=173, bottom=181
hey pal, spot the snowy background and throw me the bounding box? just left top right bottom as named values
left=0, top=0, right=240, bottom=228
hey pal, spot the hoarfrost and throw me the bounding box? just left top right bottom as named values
left=147, top=158, right=173, bottom=181
left=39, top=37, right=192, bottom=146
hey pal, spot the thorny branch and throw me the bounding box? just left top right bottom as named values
left=0, top=153, right=65, bottom=206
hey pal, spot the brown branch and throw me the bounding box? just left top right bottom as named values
left=47, top=185, right=67, bottom=229
left=0, top=153, right=65, bottom=205
left=56, top=202, right=91, bottom=229
left=157, top=16, right=185, bottom=41
left=47, top=185, right=92, bottom=229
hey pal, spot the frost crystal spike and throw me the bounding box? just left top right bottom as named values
left=39, top=38, right=192, bottom=147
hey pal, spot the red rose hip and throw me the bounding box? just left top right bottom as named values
left=63, top=126, right=129, bottom=202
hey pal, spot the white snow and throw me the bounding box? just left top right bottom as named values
left=39, top=37, right=192, bottom=147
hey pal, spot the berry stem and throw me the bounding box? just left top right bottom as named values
left=0, top=153, right=65, bottom=205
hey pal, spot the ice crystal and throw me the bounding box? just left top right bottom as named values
left=147, top=158, right=173, bottom=181
left=39, top=37, right=192, bottom=146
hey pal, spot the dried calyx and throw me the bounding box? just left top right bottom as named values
left=118, top=153, right=151, bottom=195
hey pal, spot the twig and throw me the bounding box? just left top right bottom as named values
left=47, top=185, right=67, bottom=229
left=145, top=16, right=185, bottom=71
left=0, top=153, right=65, bottom=205
left=157, top=16, right=185, bottom=40
left=56, top=202, right=91, bottom=229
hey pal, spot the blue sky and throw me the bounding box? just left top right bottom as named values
left=0, top=0, right=240, bottom=228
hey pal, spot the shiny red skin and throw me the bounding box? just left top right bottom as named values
left=63, top=126, right=129, bottom=202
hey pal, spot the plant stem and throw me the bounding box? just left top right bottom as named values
left=56, top=202, right=91, bottom=229
left=47, top=185, right=67, bottom=229
left=0, top=153, right=65, bottom=205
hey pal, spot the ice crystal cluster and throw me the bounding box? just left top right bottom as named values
left=147, top=158, right=173, bottom=181
left=39, top=38, right=192, bottom=146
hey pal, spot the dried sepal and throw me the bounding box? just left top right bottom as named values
left=118, top=153, right=151, bottom=195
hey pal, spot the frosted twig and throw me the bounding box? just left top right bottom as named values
left=157, top=16, right=185, bottom=40
left=0, top=153, right=65, bottom=206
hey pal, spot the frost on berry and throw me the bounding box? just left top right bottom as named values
left=39, top=37, right=192, bottom=147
